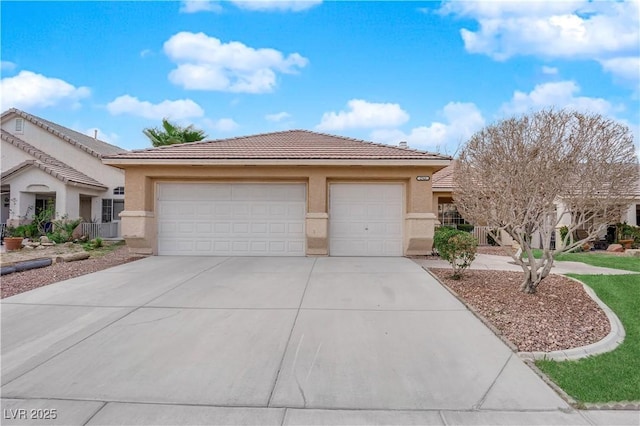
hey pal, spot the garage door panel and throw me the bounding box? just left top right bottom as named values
left=158, top=183, right=305, bottom=256
left=330, top=184, right=403, bottom=257
left=287, top=223, right=304, bottom=234
left=159, top=184, right=232, bottom=201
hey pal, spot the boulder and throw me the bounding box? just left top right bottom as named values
left=607, top=244, right=624, bottom=253
left=55, top=252, right=90, bottom=263
left=40, top=235, right=51, bottom=243
left=625, top=249, right=640, bottom=257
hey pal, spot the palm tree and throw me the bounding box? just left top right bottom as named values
left=143, top=118, right=207, bottom=147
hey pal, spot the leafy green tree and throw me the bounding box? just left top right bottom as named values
left=143, top=118, right=207, bottom=147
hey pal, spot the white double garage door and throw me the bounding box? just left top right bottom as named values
left=157, top=183, right=403, bottom=256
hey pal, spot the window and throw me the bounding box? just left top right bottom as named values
left=113, top=186, right=125, bottom=195
left=438, top=203, right=469, bottom=226
left=102, top=199, right=125, bottom=222
left=15, top=118, right=24, bottom=133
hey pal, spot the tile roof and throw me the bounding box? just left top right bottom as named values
left=103, top=130, right=451, bottom=161
left=1, top=108, right=127, bottom=157
left=432, top=161, right=455, bottom=190
left=431, top=161, right=640, bottom=198
left=1, top=130, right=107, bottom=189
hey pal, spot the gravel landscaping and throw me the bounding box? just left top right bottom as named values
left=430, top=268, right=610, bottom=353
left=1, top=245, right=144, bottom=299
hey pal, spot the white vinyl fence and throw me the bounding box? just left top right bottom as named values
left=80, top=222, right=119, bottom=239
left=437, top=225, right=492, bottom=246
left=472, top=226, right=490, bottom=246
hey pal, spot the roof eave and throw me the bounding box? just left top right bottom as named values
left=102, top=158, right=452, bottom=167
left=1, top=108, right=112, bottom=159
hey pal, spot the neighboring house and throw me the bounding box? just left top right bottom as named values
left=431, top=162, right=640, bottom=246
left=102, top=130, right=451, bottom=256
left=1, top=108, right=127, bottom=237
left=431, top=161, right=470, bottom=227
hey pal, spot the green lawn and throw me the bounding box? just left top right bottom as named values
left=526, top=249, right=640, bottom=272
left=536, top=274, right=640, bottom=403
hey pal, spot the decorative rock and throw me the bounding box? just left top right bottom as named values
left=606, top=244, right=624, bottom=252
left=40, top=236, right=51, bottom=243
left=23, top=245, right=35, bottom=250
left=35, top=245, right=46, bottom=250
left=41, top=242, right=55, bottom=246
left=55, top=252, right=90, bottom=263
left=625, top=249, right=640, bottom=257
left=64, top=242, right=75, bottom=248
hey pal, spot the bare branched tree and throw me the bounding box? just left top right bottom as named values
left=454, top=109, right=639, bottom=293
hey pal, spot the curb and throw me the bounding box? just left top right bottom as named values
left=518, top=276, right=625, bottom=362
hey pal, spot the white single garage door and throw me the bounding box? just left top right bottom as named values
left=329, top=183, right=403, bottom=256
left=157, top=183, right=306, bottom=256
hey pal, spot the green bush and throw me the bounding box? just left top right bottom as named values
left=434, top=228, right=478, bottom=279
left=456, top=223, right=475, bottom=233
left=615, top=223, right=640, bottom=248
left=13, top=223, right=37, bottom=238
left=434, top=227, right=457, bottom=253
left=82, top=237, right=103, bottom=251
left=46, top=218, right=82, bottom=243
left=559, top=225, right=569, bottom=242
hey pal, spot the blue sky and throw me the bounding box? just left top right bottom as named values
left=1, top=1, right=638, bottom=155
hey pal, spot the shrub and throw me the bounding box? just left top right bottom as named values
left=433, top=227, right=457, bottom=255
left=456, top=223, right=474, bottom=233
left=434, top=228, right=478, bottom=279
left=559, top=226, right=569, bottom=243
left=615, top=223, right=640, bottom=248
left=82, top=237, right=103, bottom=251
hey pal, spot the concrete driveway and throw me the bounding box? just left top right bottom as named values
left=1, top=256, right=619, bottom=425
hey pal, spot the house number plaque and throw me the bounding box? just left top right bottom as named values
left=416, top=176, right=430, bottom=181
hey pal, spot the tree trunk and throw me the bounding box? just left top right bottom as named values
left=520, top=274, right=542, bottom=294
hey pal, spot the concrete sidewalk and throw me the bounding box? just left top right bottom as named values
left=1, top=256, right=638, bottom=425
left=416, top=253, right=636, bottom=275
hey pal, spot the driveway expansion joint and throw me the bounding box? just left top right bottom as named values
left=266, top=257, right=317, bottom=408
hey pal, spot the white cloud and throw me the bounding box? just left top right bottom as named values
left=164, top=32, right=308, bottom=93
left=600, top=57, right=640, bottom=82
left=203, top=117, right=239, bottom=132
left=1, top=61, right=16, bottom=71
left=265, top=111, right=291, bottom=122
left=316, top=99, right=409, bottom=131
left=231, top=0, right=321, bottom=12
left=542, top=66, right=559, bottom=75
left=371, top=102, right=485, bottom=150
left=180, top=0, right=222, bottom=13
left=0, top=70, right=90, bottom=110
left=441, top=1, right=639, bottom=84
left=501, top=81, right=615, bottom=115
left=106, top=95, right=205, bottom=120
left=140, top=49, right=153, bottom=58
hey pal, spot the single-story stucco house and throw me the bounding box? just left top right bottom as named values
left=1, top=108, right=127, bottom=237
left=102, top=130, right=451, bottom=256
left=431, top=161, right=640, bottom=246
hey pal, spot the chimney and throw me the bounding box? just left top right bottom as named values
left=398, top=141, right=408, bottom=148
left=94, top=129, right=98, bottom=140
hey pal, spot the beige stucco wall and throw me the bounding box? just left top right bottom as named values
left=117, top=164, right=441, bottom=256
